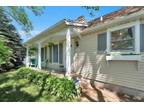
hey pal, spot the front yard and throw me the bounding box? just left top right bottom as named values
left=0, top=68, right=79, bottom=102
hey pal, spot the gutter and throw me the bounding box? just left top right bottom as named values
left=81, top=10, right=144, bottom=35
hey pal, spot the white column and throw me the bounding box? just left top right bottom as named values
left=65, top=28, right=71, bottom=77
left=38, top=42, right=42, bottom=69
left=26, top=46, right=30, bottom=67
left=107, top=30, right=111, bottom=54
left=135, top=20, right=140, bottom=54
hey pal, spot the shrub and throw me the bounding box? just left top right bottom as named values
left=16, top=67, right=79, bottom=101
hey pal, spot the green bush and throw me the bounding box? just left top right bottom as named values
left=16, top=67, right=78, bottom=101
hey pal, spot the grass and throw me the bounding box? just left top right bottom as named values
left=0, top=71, right=61, bottom=102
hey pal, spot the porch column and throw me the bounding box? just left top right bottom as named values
left=135, top=20, right=140, bottom=54
left=26, top=46, right=30, bottom=67
left=65, top=28, right=71, bottom=77
left=37, top=42, right=42, bottom=69
left=107, top=30, right=111, bottom=54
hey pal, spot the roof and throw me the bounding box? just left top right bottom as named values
left=25, top=7, right=144, bottom=45
left=88, top=7, right=144, bottom=27
left=24, top=17, right=88, bottom=45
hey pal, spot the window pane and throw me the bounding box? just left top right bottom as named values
left=111, top=26, right=135, bottom=51
left=59, top=43, right=63, bottom=64
left=45, top=47, right=47, bottom=59
left=53, top=45, right=58, bottom=63
left=140, top=24, right=144, bottom=52
left=49, top=46, right=52, bottom=63
left=41, top=48, right=44, bottom=61
left=98, top=33, right=107, bottom=52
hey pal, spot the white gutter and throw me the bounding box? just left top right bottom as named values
left=82, top=10, right=144, bottom=35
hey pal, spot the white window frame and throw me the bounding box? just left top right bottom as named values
left=106, top=20, right=141, bottom=61
left=107, top=20, right=140, bottom=54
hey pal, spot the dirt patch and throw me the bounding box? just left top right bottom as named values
left=79, top=79, right=144, bottom=102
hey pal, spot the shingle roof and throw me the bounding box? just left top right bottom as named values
left=88, top=7, right=144, bottom=27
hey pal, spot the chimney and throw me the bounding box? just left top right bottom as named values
left=74, top=16, right=86, bottom=24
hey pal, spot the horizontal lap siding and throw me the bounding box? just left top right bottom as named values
left=73, top=33, right=144, bottom=91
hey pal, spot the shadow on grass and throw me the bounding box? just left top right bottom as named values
left=0, top=73, right=38, bottom=102
left=0, top=73, right=51, bottom=102
left=0, top=85, right=35, bottom=102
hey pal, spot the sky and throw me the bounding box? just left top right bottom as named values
left=14, top=6, right=123, bottom=42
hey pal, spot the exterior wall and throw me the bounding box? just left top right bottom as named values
left=73, top=32, right=144, bottom=94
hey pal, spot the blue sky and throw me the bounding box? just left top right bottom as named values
left=14, top=6, right=123, bottom=42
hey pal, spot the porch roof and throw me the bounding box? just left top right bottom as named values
left=24, top=18, right=88, bottom=46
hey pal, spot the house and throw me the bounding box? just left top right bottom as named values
left=24, top=7, right=144, bottom=97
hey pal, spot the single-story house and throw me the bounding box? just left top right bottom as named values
left=24, top=7, right=144, bottom=96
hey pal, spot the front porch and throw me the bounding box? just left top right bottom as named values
left=24, top=18, right=88, bottom=76
left=25, top=29, right=72, bottom=75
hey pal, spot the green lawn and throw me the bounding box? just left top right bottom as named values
left=0, top=71, right=62, bottom=102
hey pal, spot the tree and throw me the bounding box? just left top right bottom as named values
left=82, top=6, right=99, bottom=16
left=0, top=6, right=44, bottom=33
left=0, top=11, right=23, bottom=71
left=0, top=7, right=45, bottom=72
left=0, top=39, right=12, bottom=65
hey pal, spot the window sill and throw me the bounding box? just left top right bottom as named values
left=106, top=53, right=141, bottom=61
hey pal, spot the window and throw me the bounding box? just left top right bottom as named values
left=49, top=43, right=63, bottom=64
left=44, top=47, right=47, bottom=59
left=140, top=24, right=144, bottom=52
left=53, top=44, right=58, bottom=63
left=41, top=48, right=44, bottom=61
left=49, top=46, right=52, bottom=63
left=98, top=33, right=107, bottom=53
left=111, top=26, right=135, bottom=51
left=59, top=43, right=63, bottom=64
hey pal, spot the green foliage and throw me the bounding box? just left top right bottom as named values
left=0, top=10, right=25, bottom=72
left=0, top=6, right=44, bottom=33
left=0, top=39, right=12, bottom=65
left=29, top=47, right=37, bottom=56
left=82, top=6, right=99, bottom=17
left=16, top=67, right=79, bottom=101
left=48, top=42, right=55, bottom=47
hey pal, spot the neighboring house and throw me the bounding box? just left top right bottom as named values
left=24, top=7, right=144, bottom=96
